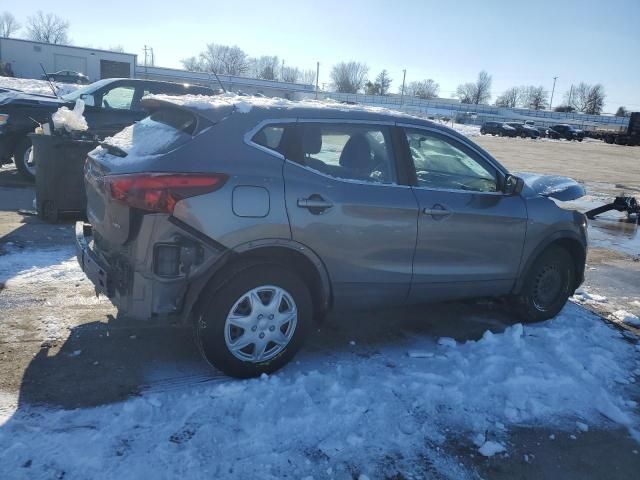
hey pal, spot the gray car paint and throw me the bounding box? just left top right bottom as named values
left=79, top=98, right=587, bottom=323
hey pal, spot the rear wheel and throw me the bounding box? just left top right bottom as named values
left=195, top=263, right=312, bottom=378
left=13, top=137, right=36, bottom=181
left=511, top=246, right=575, bottom=323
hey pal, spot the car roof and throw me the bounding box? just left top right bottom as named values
left=142, top=93, right=447, bottom=130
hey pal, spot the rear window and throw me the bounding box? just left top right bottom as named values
left=98, top=109, right=198, bottom=159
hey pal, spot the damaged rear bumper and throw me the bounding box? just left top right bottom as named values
left=75, top=219, right=227, bottom=322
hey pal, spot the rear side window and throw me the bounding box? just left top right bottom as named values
left=253, top=125, right=285, bottom=151
left=289, top=123, right=397, bottom=185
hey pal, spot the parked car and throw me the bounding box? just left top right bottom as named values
left=41, top=70, right=90, bottom=85
left=76, top=96, right=588, bottom=378
left=0, top=78, right=217, bottom=180
left=480, top=121, right=517, bottom=137
left=506, top=122, right=540, bottom=139
left=536, top=126, right=549, bottom=138
left=548, top=124, right=584, bottom=141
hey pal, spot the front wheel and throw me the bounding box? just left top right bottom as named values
left=511, top=246, right=575, bottom=323
left=195, top=263, right=312, bottom=378
left=13, top=137, right=36, bottom=181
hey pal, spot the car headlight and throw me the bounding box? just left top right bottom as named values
left=0, top=114, right=8, bottom=126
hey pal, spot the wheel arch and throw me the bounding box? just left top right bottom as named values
left=184, top=239, right=332, bottom=324
left=513, top=231, right=586, bottom=294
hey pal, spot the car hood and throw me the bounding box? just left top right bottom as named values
left=516, top=172, right=585, bottom=201
left=0, top=90, right=68, bottom=107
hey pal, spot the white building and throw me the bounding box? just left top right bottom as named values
left=0, top=37, right=137, bottom=82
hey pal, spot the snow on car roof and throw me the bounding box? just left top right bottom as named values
left=143, top=92, right=430, bottom=123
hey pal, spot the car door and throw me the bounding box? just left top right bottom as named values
left=400, top=126, right=528, bottom=302
left=279, top=121, right=419, bottom=308
left=83, top=81, right=147, bottom=138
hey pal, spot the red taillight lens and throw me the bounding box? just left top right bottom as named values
left=105, top=173, right=227, bottom=214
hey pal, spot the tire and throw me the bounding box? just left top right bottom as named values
left=511, top=246, right=575, bottom=323
left=13, top=137, right=36, bottom=181
left=195, top=262, right=312, bottom=378
left=520, top=132, right=526, bottom=139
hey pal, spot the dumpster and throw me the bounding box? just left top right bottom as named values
left=30, top=133, right=99, bottom=222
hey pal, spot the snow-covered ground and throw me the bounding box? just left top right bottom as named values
left=0, top=76, right=80, bottom=97
left=0, top=247, right=638, bottom=479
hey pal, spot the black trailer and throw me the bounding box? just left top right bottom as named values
left=602, top=112, right=640, bottom=146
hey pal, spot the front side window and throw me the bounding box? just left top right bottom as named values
left=405, top=129, right=497, bottom=193
left=291, top=123, right=397, bottom=184
left=101, top=86, right=135, bottom=110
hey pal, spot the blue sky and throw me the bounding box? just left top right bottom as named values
left=7, top=0, right=640, bottom=112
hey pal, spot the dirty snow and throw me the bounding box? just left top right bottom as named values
left=52, top=99, right=88, bottom=132
left=0, top=246, right=639, bottom=478
left=0, top=76, right=80, bottom=97
left=610, top=310, right=640, bottom=327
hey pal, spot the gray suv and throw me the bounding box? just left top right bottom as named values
left=76, top=96, right=588, bottom=378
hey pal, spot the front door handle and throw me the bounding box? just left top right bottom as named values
left=297, top=195, right=333, bottom=214
left=423, top=204, right=451, bottom=219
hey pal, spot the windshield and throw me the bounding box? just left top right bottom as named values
left=61, top=79, right=113, bottom=101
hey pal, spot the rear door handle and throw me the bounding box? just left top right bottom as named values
left=297, top=196, right=333, bottom=213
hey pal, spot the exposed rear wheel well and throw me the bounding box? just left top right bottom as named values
left=195, top=246, right=330, bottom=323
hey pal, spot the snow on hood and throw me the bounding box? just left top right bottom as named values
left=517, top=172, right=586, bottom=201
left=0, top=76, right=79, bottom=100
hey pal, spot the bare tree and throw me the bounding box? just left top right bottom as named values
left=565, top=82, right=606, bottom=115
left=375, top=70, right=392, bottom=95
left=251, top=56, right=280, bottom=80
left=405, top=79, right=440, bottom=99
left=456, top=70, right=492, bottom=105
left=0, top=11, right=20, bottom=37
left=282, top=66, right=300, bottom=83
left=494, top=87, right=520, bottom=108
left=330, top=61, right=369, bottom=93
left=300, top=69, right=317, bottom=86
left=26, top=11, right=70, bottom=44
left=554, top=105, right=575, bottom=113
left=520, top=85, right=548, bottom=110
left=181, top=56, right=205, bottom=72
left=615, top=106, right=628, bottom=117
left=199, top=43, right=250, bottom=76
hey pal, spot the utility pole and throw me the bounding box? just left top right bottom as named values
left=315, top=62, right=320, bottom=99
left=400, top=69, right=407, bottom=106
left=549, top=76, right=558, bottom=110
left=281, top=59, right=284, bottom=81
left=143, top=45, right=149, bottom=78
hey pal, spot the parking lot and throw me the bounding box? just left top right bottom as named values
left=0, top=134, right=639, bottom=479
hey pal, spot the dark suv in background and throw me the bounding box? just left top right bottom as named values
left=0, top=78, right=216, bottom=180
left=480, top=121, right=517, bottom=137
left=506, top=122, right=540, bottom=139
left=548, top=124, right=584, bottom=141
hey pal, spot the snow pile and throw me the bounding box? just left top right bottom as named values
left=0, top=76, right=79, bottom=97
left=0, top=300, right=637, bottom=477
left=610, top=310, right=640, bottom=327
left=572, top=289, right=608, bottom=306
left=52, top=99, right=88, bottom=132
left=91, top=118, right=181, bottom=162
left=451, top=124, right=482, bottom=137
left=0, top=245, right=84, bottom=287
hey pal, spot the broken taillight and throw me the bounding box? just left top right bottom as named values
left=105, top=173, right=227, bottom=214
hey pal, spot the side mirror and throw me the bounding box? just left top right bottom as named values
left=503, top=174, right=524, bottom=195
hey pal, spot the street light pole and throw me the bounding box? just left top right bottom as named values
left=400, top=69, right=407, bottom=106
left=549, top=76, right=558, bottom=110
left=315, top=61, right=319, bottom=100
